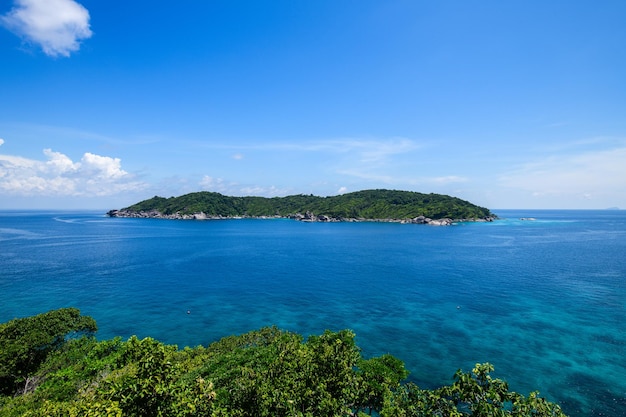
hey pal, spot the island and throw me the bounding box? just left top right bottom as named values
left=108, top=189, right=496, bottom=225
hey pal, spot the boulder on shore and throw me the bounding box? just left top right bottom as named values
left=107, top=209, right=495, bottom=226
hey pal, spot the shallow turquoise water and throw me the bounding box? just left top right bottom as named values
left=1, top=210, right=624, bottom=416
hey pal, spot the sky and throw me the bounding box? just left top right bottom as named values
left=1, top=0, right=625, bottom=210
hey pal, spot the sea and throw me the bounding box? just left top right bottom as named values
left=0, top=209, right=624, bottom=417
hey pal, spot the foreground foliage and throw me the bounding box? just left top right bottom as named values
left=0, top=308, right=97, bottom=396
left=0, top=309, right=567, bottom=417
left=121, top=189, right=494, bottom=220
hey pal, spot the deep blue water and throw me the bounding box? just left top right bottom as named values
left=1, top=210, right=625, bottom=416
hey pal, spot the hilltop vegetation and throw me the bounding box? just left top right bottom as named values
left=0, top=309, right=568, bottom=416
left=119, top=189, right=494, bottom=220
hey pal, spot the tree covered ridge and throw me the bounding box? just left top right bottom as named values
left=120, top=189, right=495, bottom=220
left=0, top=309, right=568, bottom=417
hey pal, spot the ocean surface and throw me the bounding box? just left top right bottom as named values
left=1, top=209, right=624, bottom=416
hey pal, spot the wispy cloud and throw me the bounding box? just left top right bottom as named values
left=198, top=175, right=289, bottom=197
left=1, top=0, right=92, bottom=57
left=235, top=137, right=472, bottom=192
left=335, top=168, right=395, bottom=183
left=286, top=137, right=421, bottom=164
left=238, top=185, right=289, bottom=197
left=199, top=176, right=231, bottom=193
left=429, top=175, right=469, bottom=184
left=0, top=146, right=146, bottom=196
left=337, top=168, right=469, bottom=186
left=292, top=137, right=424, bottom=179
left=195, top=137, right=421, bottom=158
left=499, top=146, right=626, bottom=201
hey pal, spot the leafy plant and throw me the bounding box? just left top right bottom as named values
left=0, top=312, right=567, bottom=417
left=0, top=308, right=97, bottom=395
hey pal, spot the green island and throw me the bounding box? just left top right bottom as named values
left=107, top=189, right=496, bottom=225
left=0, top=308, right=568, bottom=416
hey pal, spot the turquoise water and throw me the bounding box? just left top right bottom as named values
left=1, top=210, right=624, bottom=416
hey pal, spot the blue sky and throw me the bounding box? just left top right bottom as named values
left=1, top=0, right=625, bottom=210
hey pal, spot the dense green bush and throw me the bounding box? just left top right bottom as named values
left=0, top=309, right=567, bottom=417
left=0, top=308, right=97, bottom=396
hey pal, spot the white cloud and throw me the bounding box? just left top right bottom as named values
left=81, top=152, right=127, bottom=180
left=0, top=139, right=4, bottom=146
left=0, top=148, right=146, bottom=197
left=44, top=148, right=79, bottom=174
left=1, top=0, right=92, bottom=57
left=337, top=186, right=348, bottom=194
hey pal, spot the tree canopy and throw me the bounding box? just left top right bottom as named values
left=0, top=309, right=567, bottom=417
left=117, top=189, right=494, bottom=220
left=0, top=308, right=97, bottom=396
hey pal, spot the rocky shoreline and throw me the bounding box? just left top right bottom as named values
left=106, top=209, right=496, bottom=226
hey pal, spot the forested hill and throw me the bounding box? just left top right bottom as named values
left=112, top=189, right=495, bottom=221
